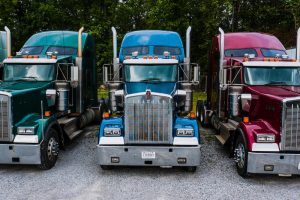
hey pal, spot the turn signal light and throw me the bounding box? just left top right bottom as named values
left=243, top=117, right=249, bottom=123
left=44, top=111, right=51, bottom=117
left=189, top=112, right=196, bottom=119
left=7, top=55, right=13, bottom=58
left=103, top=112, right=110, bottom=119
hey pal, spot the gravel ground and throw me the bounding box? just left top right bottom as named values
left=0, top=126, right=299, bottom=200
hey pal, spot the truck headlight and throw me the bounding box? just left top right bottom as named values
left=256, top=134, right=275, bottom=143
left=17, top=127, right=36, bottom=135
left=104, top=128, right=121, bottom=137
left=176, top=128, right=194, bottom=136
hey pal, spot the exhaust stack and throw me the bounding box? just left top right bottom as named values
left=78, top=27, right=84, bottom=57
left=218, top=27, right=225, bottom=118
left=4, top=26, right=11, bottom=57
left=112, top=27, right=119, bottom=80
left=297, top=27, right=300, bottom=61
left=185, top=26, right=191, bottom=80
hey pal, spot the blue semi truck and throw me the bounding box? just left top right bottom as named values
left=97, top=27, right=201, bottom=171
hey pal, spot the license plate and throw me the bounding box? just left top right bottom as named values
left=141, top=151, right=156, bottom=159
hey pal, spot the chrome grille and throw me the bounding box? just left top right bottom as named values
left=0, top=94, right=11, bottom=142
left=124, top=95, right=173, bottom=144
left=281, top=99, right=300, bottom=150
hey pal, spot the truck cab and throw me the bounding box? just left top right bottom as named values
left=201, top=27, right=300, bottom=177
left=0, top=28, right=99, bottom=169
left=97, top=27, right=201, bottom=171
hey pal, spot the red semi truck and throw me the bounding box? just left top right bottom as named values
left=198, top=27, right=300, bottom=177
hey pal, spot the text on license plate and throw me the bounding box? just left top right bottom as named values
left=141, top=151, right=156, bottom=159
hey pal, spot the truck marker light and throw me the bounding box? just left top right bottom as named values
left=154, top=56, right=158, bottom=59
left=243, top=117, right=249, bottom=123
left=22, top=55, right=28, bottom=58
left=103, top=112, right=110, bottom=119
left=264, top=165, right=274, bottom=171
left=7, top=55, right=13, bottom=58
left=148, top=56, right=153, bottom=59
left=51, top=56, right=57, bottom=59
left=143, top=56, right=147, bottom=59
left=33, top=55, right=39, bottom=58
left=28, top=55, right=33, bottom=58
left=44, top=111, right=51, bottom=117
left=189, top=111, right=196, bottom=119
left=171, top=56, right=176, bottom=59
left=125, top=56, right=131, bottom=60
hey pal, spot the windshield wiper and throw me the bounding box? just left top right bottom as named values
left=16, top=76, right=38, bottom=81
left=264, top=81, right=288, bottom=85
left=140, top=78, right=161, bottom=83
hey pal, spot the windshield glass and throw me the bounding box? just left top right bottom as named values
left=225, top=48, right=257, bottom=57
left=4, top=64, right=55, bottom=81
left=125, top=64, right=177, bottom=82
left=20, top=46, right=43, bottom=55
left=244, top=67, right=300, bottom=86
left=261, top=48, right=286, bottom=57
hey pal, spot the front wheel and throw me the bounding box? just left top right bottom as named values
left=38, top=128, right=60, bottom=170
left=234, top=134, right=249, bottom=177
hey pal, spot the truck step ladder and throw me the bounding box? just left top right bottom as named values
left=58, top=117, right=81, bottom=140
left=215, top=119, right=238, bottom=145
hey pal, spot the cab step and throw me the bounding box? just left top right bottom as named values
left=216, top=121, right=237, bottom=145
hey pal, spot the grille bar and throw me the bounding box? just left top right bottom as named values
left=0, top=95, right=11, bottom=142
left=282, top=100, right=300, bottom=151
left=125, top=95, right=173, bottom=144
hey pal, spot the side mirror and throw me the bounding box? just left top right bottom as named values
left=71, top=66, right=79, bottom=88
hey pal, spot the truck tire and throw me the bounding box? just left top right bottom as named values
left=38, top=128, right=60, bottom=170
left=234, top=134, right=249, bottom=178
left=196, top=101, right=209, bottom=127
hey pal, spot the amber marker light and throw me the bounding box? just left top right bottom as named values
left=103, top=112, right=110, bottom=119
left=189, top=111, right=196, bottom=119
left=44, top=111, right=51, bottom=117
left=33, top=55, right=39, bottom=58
left=243, top=117, right=249, bottom=123
left=7, top=55, right=13, bottom=58
left=51, top=56, right=57, bottom=59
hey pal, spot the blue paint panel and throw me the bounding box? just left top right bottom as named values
left=119, top=30, right=185, bottom=62
left=125, top=82, right=176, bottom=95
left=99, top=117, right=124, bottom=142
left=173, top=117, right=200, bottom=143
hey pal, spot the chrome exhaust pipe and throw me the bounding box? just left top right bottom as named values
left=218, top=27, right=225, bottom=118
left=78, top=27, right=84, bottom=57
left=4, top=26, right=11, bottom=57
left=111, top=27, right=119, bottom=80
left=185, top=26, right=191, bottom=80
left=297, top=27, right=300, bottom=61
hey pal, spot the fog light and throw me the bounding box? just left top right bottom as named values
left=264, top=165, right=274, bottom=171
left=111, top=157, right=120, bottom=163
left=177, top=157, right=187, bottom=164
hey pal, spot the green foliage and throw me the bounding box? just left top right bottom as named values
left=0, top=0, right=298, bottom=85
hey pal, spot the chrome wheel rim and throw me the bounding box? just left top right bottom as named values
left=236, top=143, right=245, bottom=168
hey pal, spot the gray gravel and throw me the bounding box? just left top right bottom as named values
left=0, top=125, right=299, bottom=200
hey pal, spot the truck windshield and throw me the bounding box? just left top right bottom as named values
left=244, top=67, right=300, bottom=86
left=261, top=48, right=286, bottom=57
left=125, top=64, right=177, bottom=82
left=4, top=64, right=55, bottom=81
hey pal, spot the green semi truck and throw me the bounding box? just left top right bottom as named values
left=0, top=27, right=99, bottom=169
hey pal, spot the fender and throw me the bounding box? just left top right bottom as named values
left=236, top=119, right=278, bottom=151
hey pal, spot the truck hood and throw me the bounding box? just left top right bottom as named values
left=125, top=82, right=176, bottom=95
left=0, top=81, right=51, bottom=95
left=246, top=86, right=300, bottom=101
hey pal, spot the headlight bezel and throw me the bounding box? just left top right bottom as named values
left=255, top=133, right=275, bottom=143
left=104, top=127, right=121, bottom=137
left=176, top=128, right=194, bottom=137
left=17, top=127, right=36, bottom=135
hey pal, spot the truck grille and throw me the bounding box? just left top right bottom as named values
left=0, top=94, right=11, bottom=142
left=281, top=99, right=300, bottom=151
left=124, top=95, right=173, bottom=144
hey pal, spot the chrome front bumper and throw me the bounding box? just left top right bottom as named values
left=97, top=145, right=201, bottom=167
left=247, top=152, right=300, bottom=174
left=0, top=143, right=41, bottom=164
